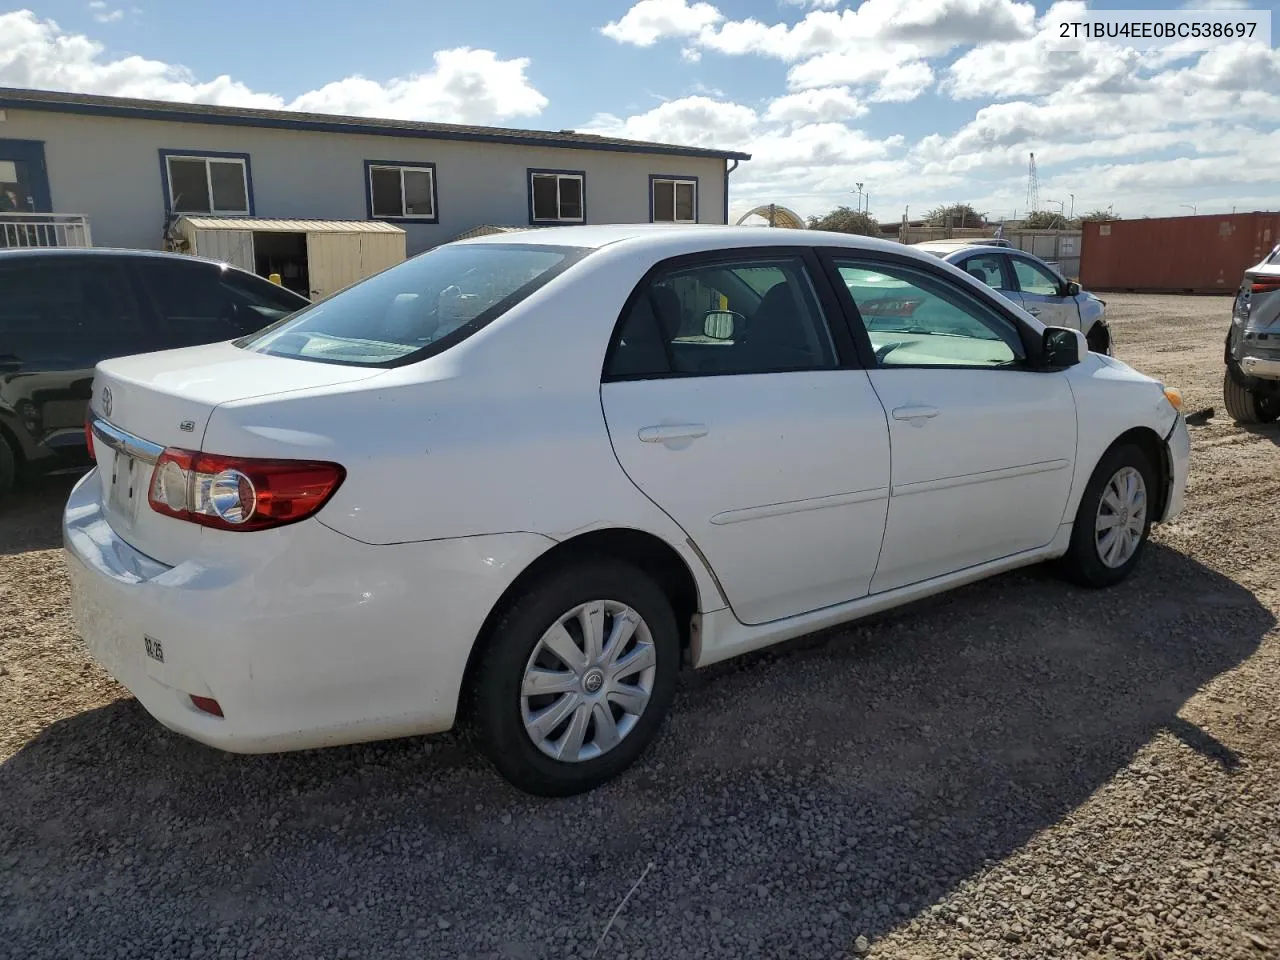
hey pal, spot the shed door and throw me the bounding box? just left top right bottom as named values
left=306, top=233, right=363, bottom=300
left=358, top=233, right=405, bottom=279
left=193, top=229, right=254, bottom=272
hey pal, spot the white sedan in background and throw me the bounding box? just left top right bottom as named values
left=65, top=225, right=1188, bottom=796
left=913, top=239, right=1112, bottom=355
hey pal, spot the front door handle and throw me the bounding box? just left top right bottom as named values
left=638, top=423, right=708, bottom=443
left=1025, top=306, right=1042, bottom=316
left=892, top=405, right=939, bottom=423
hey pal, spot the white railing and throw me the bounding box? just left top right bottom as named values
left=0, top=213, right=93, bottom=248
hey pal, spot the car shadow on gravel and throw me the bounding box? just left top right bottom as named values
left=0, top=476, right=78, bottom=555
left=0, top=543, right=1271, bottom=960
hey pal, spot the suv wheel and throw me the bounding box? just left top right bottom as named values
left=473, top=557, right=679, bottom=796
left=1222, top=368, right=1280, bottom=424
left=0, top=433, right=16, bottom=500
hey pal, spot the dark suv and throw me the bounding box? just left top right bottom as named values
left=0, top=248, right=309, bottom=498
left=1224, top=242, right=1280, bottom=424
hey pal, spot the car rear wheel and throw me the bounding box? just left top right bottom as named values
left=1059, top=442, right=1157, bottom=588
left=472, top=558, right=679, bottom=796
left=1222, top=368, right=1280, bottom=424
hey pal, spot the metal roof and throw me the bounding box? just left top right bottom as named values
left=180, top=216, right=405, bottom=234
left=0, top=87, right=752, bottom=162
left=450, top=224, right=533, bottom=242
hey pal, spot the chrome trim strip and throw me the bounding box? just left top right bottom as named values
left=90, top=416, right=165, bottom=465
left=892, top=458, right=1070, bottom=498
left=709, top=487, right=890, bottom=526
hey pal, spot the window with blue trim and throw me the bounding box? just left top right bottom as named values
left=652, top=178, right=696, bottom=223
left=165, top=154, right=249, bottom=215
left=530, top=172, right=583, bottom=222
left=369, top=164, right=436, bottom=219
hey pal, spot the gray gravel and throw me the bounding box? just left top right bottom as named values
left=2, top=293, right=1279, bottom=960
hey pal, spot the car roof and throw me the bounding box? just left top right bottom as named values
left=912, top=239, right=1011, bottom=251
left=0, top=246, right=234, bottom=269
left=454, top=223, right=927, bottom=261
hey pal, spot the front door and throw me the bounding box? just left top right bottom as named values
left=0, top=139, right=52, bottom=214
left=1008, top=254, right=1079, bottom=328
left=600, top=249, right=891, bottom=626
left=828, top=253, right=1078, bottom=593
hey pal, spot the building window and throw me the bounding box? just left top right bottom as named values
left=367, top=162, right=437, bottom=220
left=529, top=170, right=585, bottom=223
left=161, top=152, right=251, bottom=215
left=651, top=177, right=697, bottom=223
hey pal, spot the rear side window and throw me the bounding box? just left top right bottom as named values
left=134, top=259, right=307, bottom=348
left=239, top=243, right=588, bottom=367
left=0, top=258, right=151, bottom=362
left=605, top=255, right=838, bottom=379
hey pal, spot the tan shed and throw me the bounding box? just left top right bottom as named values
left=172, top=217, right=406, bottom=301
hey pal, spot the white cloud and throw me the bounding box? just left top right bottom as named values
left=1180, top=0, right=1251, bottom=8
left=87, top=1, right=124, bottom=23
left=763, top=86, right=867, bottom=124
left=782, top=0, right=842, bottom=8
left=600, top=0, right=722, bottom=47
left=0, top=10, right=547, bottom=123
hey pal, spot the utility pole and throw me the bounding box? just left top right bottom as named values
left=1180, top=203, right=1197, bottom=216
left=854, top=183, right=864, bottom=215
left=1069, top=193, right=1075, bottom=219
left=1048, top=199, right=1065, bottom=228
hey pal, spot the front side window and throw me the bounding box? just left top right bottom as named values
left=239, top=243, right=588, bottom=367
left=163, top=153, right=250, bottom=215
left=959, top=254, right=1012, bottom=291
left=606, top=255, right=838, bottom=379
left=530, top=172, right=584, bottom=222
left=652, top=178, right=697, bottom=223
left=368, top=163, right=436, bottom=219
left=836, top=259, right=1023, bottom=369
left=0, top=259, right=149, bottom=360
left=1011, top=256, right=1062, bottom=296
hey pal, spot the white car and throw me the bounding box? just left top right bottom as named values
left=913, top=240, right=1112, bottom=355
left=65, top=225, right=1189, bottom=796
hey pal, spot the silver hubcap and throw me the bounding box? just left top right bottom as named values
left=520, top=600, right=657, bottom=763
left=1095, top=466, right=1148, bottom=568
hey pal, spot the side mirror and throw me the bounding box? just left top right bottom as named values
left=1064, top=280, right=1082, bottom=297
left=703, top=310, right=740, bottom=340
left=1042, top=326, right=1087, bottom=367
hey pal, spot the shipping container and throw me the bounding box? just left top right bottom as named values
left=171, top=216, right=406, bottom=300
left=1080, top=212, right=1280, bottom=294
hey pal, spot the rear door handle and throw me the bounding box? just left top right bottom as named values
left=892, top=405, right=939, bottom=422
left=638, top=423, right=708, bottom=443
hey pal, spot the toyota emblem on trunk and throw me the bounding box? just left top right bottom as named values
left=101, top=386, right=113, bottom=418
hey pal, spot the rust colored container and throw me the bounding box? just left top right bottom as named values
left=1080, top=212, right=1280, bottom=293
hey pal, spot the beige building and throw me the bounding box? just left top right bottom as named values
left=0, top=87, right=749, bottom=259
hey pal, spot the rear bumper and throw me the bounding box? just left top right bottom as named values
left=1162, top=415, right=1190, bottom=524
left=63, top=470, right=553, bottom=753
left=1239, top=355, right=1280, bottom=380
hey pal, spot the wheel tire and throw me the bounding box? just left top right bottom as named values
left=1222, top=368, right=1280, bottom=424
left=472, top=557, right=680, bottom=797
left=1059, top=442, right=1157, bottom=589
left=0, top=433, right=16, bottom=501
left=1086, top=325, right=1111, bottom=356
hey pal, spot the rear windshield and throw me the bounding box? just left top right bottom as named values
left=237, top=242, right=589, bottom=367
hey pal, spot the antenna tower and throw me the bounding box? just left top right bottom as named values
left=1026, top=152, right=1040, bottom=213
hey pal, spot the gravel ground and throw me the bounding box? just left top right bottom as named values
left=2, top=293, right=1278, bottom=960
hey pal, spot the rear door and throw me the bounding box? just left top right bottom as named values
left=600, top=248, right=891, bottom=626
left=0, top=255, right=153, bottom=461
left=1008, top=253, right=1079, bottom=328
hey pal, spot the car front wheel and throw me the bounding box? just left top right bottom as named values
left=1060, top=442, right=1157, bottom=588
left=473, top=558, right=679, bottom=796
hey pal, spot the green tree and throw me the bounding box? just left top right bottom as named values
left=924, top=203, right=985, bottom=228
left=807, top=206, right=880, bottom=236
left=1079, top=209, right=1117, bottom=221
left=1021, top=210, right=1069, bottom=228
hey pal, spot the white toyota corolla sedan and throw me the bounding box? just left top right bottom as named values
left=65, top=225, right=1189, bottom=796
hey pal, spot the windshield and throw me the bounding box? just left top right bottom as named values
left=237, top=242, right=588, bottom=367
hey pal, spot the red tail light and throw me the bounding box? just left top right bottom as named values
left=85, top=414, right=96, bottom=461
left=147, top=448, right=345, bottom=531
left=1251, top=280, right=1280, bottom=294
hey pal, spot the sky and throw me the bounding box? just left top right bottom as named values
left=0, top=0, right=1277, bottom=223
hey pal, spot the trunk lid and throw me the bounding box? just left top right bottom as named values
left=1241, top=262, right=1280, bottom=335
left=90, top=342, right=385, bottom=564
